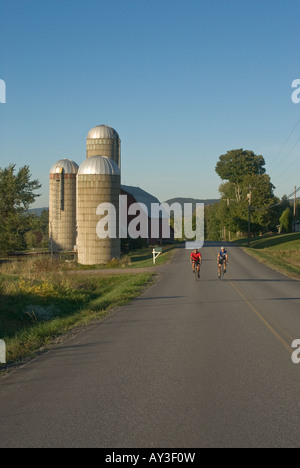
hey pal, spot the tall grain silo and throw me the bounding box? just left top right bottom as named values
left=49, top=159, right=79, bottom=252
left=77, top=156, right=121, bottom=265
left=86, top=125, right=121, bottom=168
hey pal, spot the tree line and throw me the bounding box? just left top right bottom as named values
left=0, top=165, right=48, bottom=255
left=0, top=158, right=298, bottom=254
left=205, top=149, right=299, bottom=241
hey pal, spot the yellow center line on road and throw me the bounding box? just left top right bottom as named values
left=227, top=273, right=293, bottom=356
left=227, top=273, right=295, bottom=345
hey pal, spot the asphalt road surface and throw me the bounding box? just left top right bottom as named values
left=1, top=242, right=300, bottom=448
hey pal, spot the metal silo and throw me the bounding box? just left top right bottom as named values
left=86, top=125, right=121, bottom=168
left=49, top=159, right=79, bottom=252
left=77, top=156, right=121, bottom=265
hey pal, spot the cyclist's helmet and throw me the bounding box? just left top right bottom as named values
left=221, top=247, right=225, bottom=251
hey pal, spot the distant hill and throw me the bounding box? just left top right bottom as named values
left=164, top=198, right=219, bottom=208
left=29, top=207, right=49, bottom=216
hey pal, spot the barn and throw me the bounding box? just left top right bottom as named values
left=121, top=185, right=174, bottom=245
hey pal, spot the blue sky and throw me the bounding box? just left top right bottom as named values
left=0, top=0, right=300, bottom=207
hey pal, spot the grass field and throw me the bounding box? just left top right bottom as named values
left=235, top=233, right=300, bottom=279
left=75, top=244, right=178, bottom=270
left=127, top=244, right=178, bottom=268
left=0, top=257, right=154, bottom=373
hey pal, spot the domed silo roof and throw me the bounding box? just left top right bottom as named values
left=78, top=155, right=120, bottom=176
left=50, top=159, right=79, bottom=174
left=87, top=125, right=120, bottom=140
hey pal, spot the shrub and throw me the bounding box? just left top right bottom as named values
left=280, top=208, right=293, bottom=233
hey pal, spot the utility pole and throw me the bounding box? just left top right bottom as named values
left=247, top=187, right=252, bottom=247
left=227, top=198, right=233, bottom=242
left=294, top=186, right=297, bottom=233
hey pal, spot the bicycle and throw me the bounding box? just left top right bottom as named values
left=218, top=261, right=227, bottom=280
left=193, top=261, right=201, bottom=282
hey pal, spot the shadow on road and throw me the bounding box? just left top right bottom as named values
left=230, top=278, right=298, bottom=283
left=134, top=296, right=186, bottom=301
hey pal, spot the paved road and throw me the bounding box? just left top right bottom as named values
left=1, top=243, right=300, bottom=448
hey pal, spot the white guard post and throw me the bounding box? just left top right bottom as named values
left=152, top=247, right=163, bottom=264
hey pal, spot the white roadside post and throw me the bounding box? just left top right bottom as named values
left=152, top=247, right=163, bottom=265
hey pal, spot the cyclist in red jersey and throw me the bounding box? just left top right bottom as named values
left=190, top=249, right=202, bottom=277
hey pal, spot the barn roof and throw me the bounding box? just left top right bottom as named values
left=121, top=185, right=171, bottom=220
left=121, top=185, right=160, bottom=215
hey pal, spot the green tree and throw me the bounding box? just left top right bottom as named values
left=205, top=202, right=224, bottom=241
left=0, top=165, right=41, bottom=253
left=280, top=195, right=291, bottom=211
left=24, top=231, right=41, bottom=249
left=39, top=209, right=49, bottom=237
left=242, top=174, right=278, bottom=232
left=24, top=209, right=49, bottom=249
left=212, top=149, right=279, bottom=236
left=280, top=207, right=293, bottom=233
left=216, top=149, right=266, bottom=203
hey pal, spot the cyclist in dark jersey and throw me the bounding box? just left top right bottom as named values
left=218, top=247, right=228, bottom=278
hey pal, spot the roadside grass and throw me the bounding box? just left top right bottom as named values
left=234, top=233, right=300, bottom=279
left=0, top=258, right=154, bottom=372
left=127, top=244, right=178, bottom=268
left=75, top=243, right=179, bottom=270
